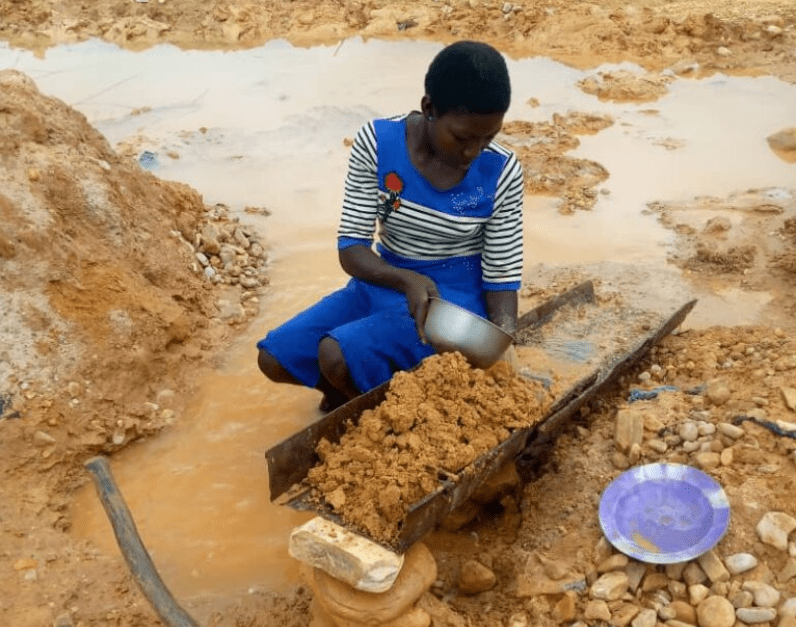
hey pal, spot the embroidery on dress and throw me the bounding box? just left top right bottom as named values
left=378, top=171, right=404, bottom=223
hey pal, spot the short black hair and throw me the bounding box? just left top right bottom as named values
left=424, top=41, right=511, bottom=116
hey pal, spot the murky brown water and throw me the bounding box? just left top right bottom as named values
left=4, top=37, right=795, bottom=599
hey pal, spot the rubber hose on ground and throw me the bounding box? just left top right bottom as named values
left=84, top=456, right=200, bottom=627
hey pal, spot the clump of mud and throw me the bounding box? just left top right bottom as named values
left=306, top=352, right=553, bottom=542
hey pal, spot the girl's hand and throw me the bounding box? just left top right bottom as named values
left=403, top=273, right=440, bottom=342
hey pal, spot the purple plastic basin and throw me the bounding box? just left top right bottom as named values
left=598, top=463, right=730, bottom=564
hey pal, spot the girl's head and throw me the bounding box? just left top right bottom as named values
left=424, top=40, right=511, bottom=117
left=421, top=41, right=511, bottom=171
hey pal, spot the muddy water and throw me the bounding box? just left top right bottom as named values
left=3, top=38, right=796, bottom=599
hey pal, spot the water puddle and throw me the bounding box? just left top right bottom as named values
left=3, top=38, right=795, bottom=599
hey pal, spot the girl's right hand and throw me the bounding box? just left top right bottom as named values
left=403, top=273, right=440, bottom=343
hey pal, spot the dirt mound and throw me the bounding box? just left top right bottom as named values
left=0, top=70, right=270, bottom=626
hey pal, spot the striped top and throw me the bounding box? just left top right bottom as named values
left=337, top=115, right=524, bottom=291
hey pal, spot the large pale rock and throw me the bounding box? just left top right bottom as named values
left=290, top=517, right=404, bottom=593
left=689, top=584, right=710, bottom=605
left=756, top=512, right=796, bottom=551
left=312, top=542, right=437, bottom=625
left=724, top=553, right=758, bottom=575
left=591, top=571, right=630, bottom=601
left=716, top=422, right=744, bottom=439
left=742, top=581, right=780, bottom=607
left=696, top=595, right=736, bottom=627
left=697, top=550, right=730, bottom=583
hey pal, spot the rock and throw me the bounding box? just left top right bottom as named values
left=693, top=451, right=721, bottom=470
left=742, top=581, right=780, bottom=608
left=684, top=562, right=708, bottom=586
left=613, top=604, right=641, bottom=627
left=698, top=423, right=716, bottom=436
left=778, top=559, right=796, bottom=583
left=707, top=384, right=731, bottom=406
left=632, top=608, right=657, bottom=627
left=627, top=561, right=648, bottom=592
left=585, top=600, right=612, bottom=621
left=680, top=422, right=699, bottom=442
left=782, top=387, right=796, bottom=411
left=725, top=553, right=758, bottom=576
left=648, top=439, right=669, bottom=453
left=642, top=572, right=669, bottom=592
left=697, top=595, right=736, bottom=627
left=717, top=422, right=744, bottom=439
left=669, top=600, right=697, bottom=624
left=669, top=580, right=687, bottom=599
left=756, top=512, right=796, bottom=551
left=416, top=593, right=466, bottom=627
left=594, top=537, right=614, bottom=564
left=538, top=554, right=570, bottom=581
left=53, top=614, right=75, bottom=627
left=666, top=562, right=687, bottom=581
left=598, top=554, right=629, bottom=573
left=552, top=593, right=577, bottom=622
left=781, top=598, right=796, bottom=618
left=720, top=448, right=734, bottom=466
left=507, top=613, right=529, bottom=627
left=311, top=543, right=436, bottom=624
left=591, top=571, right=630, bottom=601
left=730, top=590, right=754, bottom=609
left=767, top=131, right=796, bottom=154
left=698, top=551, right=730, bottom=583
left=458, top=559, right=497, bottom=595
left=735, top=607, right=777, bottom=623
left=290, top=517, right=405, bottom=593
left=33, top=431, right=56, bottom=445
left=616, top=408, right=644, bottom=453
left=689, top=584, right=710, bottom=605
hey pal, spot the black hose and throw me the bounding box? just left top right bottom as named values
left=84, top=456, right=200, bottom=627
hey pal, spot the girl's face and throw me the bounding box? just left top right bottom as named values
left=427, top=107, right=505, bottom=171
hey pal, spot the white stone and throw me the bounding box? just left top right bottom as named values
left=736, top=607, right=777, bottom=623
left=289, top=517, right=404, bottom=593
left=743, top=581, right=780, bottom=607
left=757, top=512, right=796, bottom=551
left=725, top=553, right=758, bottom=575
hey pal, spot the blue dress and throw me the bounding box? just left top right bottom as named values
left=257, top=115, right=524, bottom=393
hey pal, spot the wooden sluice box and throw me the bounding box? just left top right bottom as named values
left=265, top=281, right=696, bottom=553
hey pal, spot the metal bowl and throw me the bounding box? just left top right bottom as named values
left=423, top=297, right=514, bottom=369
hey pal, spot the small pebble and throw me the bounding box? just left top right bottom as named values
left=724, top=553, right=758, bottom=575
left=735, top=607, right=777, bottom=623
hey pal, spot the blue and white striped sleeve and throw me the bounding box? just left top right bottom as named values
left=337, top=122, right=379, bottom=250
left=482, top=152, right=524, bottom=290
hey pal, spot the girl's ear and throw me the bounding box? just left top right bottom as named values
left=420, top=95, right=434, bottom=119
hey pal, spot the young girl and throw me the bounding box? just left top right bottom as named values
left=257, top=40, right=524, bottom=411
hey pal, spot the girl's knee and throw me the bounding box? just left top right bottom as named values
left=317, top=336, right=345, bottom=377
left=257, top=349, right=294, bottom=383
